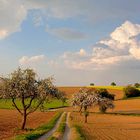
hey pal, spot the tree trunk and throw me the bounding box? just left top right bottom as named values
left=21, top=110, right=27, bottom=130
left=79, top=106, right=82, bottom=115
left=85, top=115, right=87, bottom=123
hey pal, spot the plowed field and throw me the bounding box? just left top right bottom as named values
left=0, top=109, right=56, bottom=140
left=71, top=112, right=140, bottom=140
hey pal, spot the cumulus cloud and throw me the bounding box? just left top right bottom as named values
left=19, top=55, right=46, bottom=65
left=110, top=21, right=140, bottom=44
left=129, top=47, right=140, bottom=59
left=100, top=21, right=140, bottom=59
left=46, top=27, right=88, bottom=40
left=61, top=21, right=140, bottom=70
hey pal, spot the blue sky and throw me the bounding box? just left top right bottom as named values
left=1, top=0, right=140, bottom=86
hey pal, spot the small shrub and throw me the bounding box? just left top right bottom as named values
left=111, top=82, right=116, bottom=86
left=134, top=83, right=140, bottom=88
left=90, top=83, right=94, bottom=86
left=123, top=86, right=140, bottom=98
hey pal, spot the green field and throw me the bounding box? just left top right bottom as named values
left=0, top=99, right=68, bottom=110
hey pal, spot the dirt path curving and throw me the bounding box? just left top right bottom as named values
left=38, top=113, right=64, bottom=140
left=62, top=112, right=71, bottom=140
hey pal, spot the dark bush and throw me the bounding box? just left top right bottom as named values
left=95, top=88, right=115, bottom=100
left=123, top=86, right=140, bottom=98
left=111, top=82, right=116, bottom=86
left=90, top=83, right=94, bottom=86
left=134, top=83, right=140, bottom=88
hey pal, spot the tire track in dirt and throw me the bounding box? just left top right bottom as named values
left=62, top=112, right=71, bottom=140
left=38, top=113, right=64, bottom=140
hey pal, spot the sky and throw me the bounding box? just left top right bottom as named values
left=0, top=0, right=140, bottom=86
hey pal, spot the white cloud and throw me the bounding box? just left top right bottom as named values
left=61, top=21, right=140, bottom=70
left=19, top=55, right=46, bottom=65
left=0, top=30, right=8, bottom=39
left=129, top=47, right=140, bottom=59
left=62, top=49, right=88, bottom=59
left=46, top=27, right=88, bottom=40
left=0, top=0, right=27, bottom=39
left=110, top=21, right=140, bottom=44
left=78, top=49, right=87, bottom=56
left=0, top=0, right=47, bottom=39
left=100, top=21, right=140, bottom=59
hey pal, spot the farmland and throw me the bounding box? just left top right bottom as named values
left=70, top=112, right=140, bottom=140
left=58, top=86, right=124, bottom=100
left=0, top=109, right=57, bottom=140
left=0, top=86, right=140, bottom=140
left=60, top=86, right=140, bottom=140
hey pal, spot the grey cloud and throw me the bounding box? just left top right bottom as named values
left=1, top=0, right=140, bottom=39
left=46, top=27, right=88, bottom=40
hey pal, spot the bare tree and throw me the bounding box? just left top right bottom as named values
left=0, top=68, right=58, bottom=129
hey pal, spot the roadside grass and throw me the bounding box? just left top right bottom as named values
left=107, top=112, right=140, bottom=116
left=69, top=112, right=86, bottom=140
left=73, top=110, right=140, bottom=117
left=89, top=111, right=140, bottom=117
left=0, top=99, right=69, bottom=110
left=122, top=96, right=140, bottom=100
left=74, top=125, right=86, bottom=140
left=48, top=112, right=67, bottom=140
left=12, top=112, right=62, bottom=140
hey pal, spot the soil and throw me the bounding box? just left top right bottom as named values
left=71, top=112, right=140, bottom=140
left=0, top=109, right=56, bottom=140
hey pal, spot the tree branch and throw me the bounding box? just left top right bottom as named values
left=12, top=98, right=23, bottom=115
left=21, top=93, right=26, bottom=109
left=27, top=100, right=43, bottom=116
left=26, top=96, right=35, bottom=110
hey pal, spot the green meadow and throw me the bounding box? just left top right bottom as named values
left=0, top=99, right=68, bottom=110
